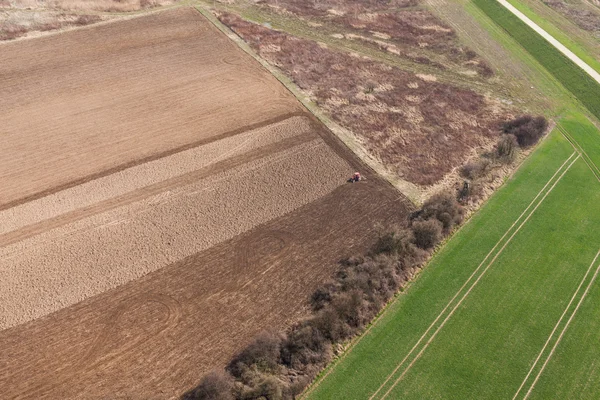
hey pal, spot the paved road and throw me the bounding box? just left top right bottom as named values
left=498, top=0, right=600, bottom=84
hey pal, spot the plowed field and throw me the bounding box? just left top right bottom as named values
left=0, top=7, right=411, bottom=399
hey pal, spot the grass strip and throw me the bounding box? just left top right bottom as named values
left=473, top=0, right=600, bottom=120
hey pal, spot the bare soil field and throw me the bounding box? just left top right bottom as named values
left=218, top=12, right=510, bottom=187
left=0, top=180, right=409, bottom=400
left=0, top=116, right=352, bottom=330
left=0, top=7, right=413, bottom=399
left=0, top=7, right=301, bottom=208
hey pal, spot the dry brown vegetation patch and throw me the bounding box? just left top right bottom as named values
left=2, top=0, right=175, bottom=12
left=255, top=0, right=493, bottom=76
left=256, top=0, right=418, bottom=18
left=0, top=11, right=103, bottom=40
left=219, top=12, right=509, bottom=186
left=544, top=0, right=600, bottom=35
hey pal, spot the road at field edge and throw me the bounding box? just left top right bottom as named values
left=497, top=0, right=600, bottom=83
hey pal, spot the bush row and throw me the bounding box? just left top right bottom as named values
left=459, top=115, right=548, bottom=202
left=184, top=194, right=464, bottom=400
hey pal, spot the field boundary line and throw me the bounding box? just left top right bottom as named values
left=377, top=154, right=580, bottom=399
left=195, top=5, right=424, bottom=205
left=522, top=248, right=600, bottom=399
left=367, top=151, right=576, bottom=400
left=513, top=248, right=600, bottom=399
left=558, top=126, right=600, bottom=182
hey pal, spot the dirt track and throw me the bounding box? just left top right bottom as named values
left=0, top=7, right=412, bottom=398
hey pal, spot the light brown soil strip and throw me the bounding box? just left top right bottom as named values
left=0, top=137, right=351, bottom=330
left=0, top=115, right=311, bottom=235
left=0, top=132, right=316, bottom=249
left=0, top=112, right=305, bottom=213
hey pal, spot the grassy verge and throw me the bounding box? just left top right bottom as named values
left=505, top=0, right=600, bottom=74
left=305, top=130, right=580, bottom=398
left=558, top=111, right=600, bottom=177
left=473, top=0, right=600, bottom=121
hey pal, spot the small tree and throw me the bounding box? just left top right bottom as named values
left=496, top=134, right=518, bottom=162
left=184, top=371, right=234, bottom=400
left=227, top=331, right=282, bottom=379
left=412, top=219, right=443, bottom=249
left=502, top=115, right=548, bottom=147
left=420, top=192, right=464, bottom=232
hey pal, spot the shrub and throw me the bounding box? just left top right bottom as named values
left=74, top=15, right=102, bottom=26
left=310, top=282, right=336, bottom=311
left=419, top=192, right=464, bottom=232
left=496, top=134, right=518, bottom=162
left=460, top=159, right=491, bottom=180
left=310, top=305, right=352, bottom=343
left=227, top=332, right=282, bottom=379
left=412, top=219, right=443, bottom=249
left=183, top=371, right=234, bottom=400
left=502, top=115, right=548, bottom=147
left=280, top=324, right=330, bottom=369
left=371, top=228, right=414, bottom=256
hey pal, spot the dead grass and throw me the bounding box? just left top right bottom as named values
left=545, top=0, right=600, bottom=35
left=1, top=0, right=176, bottom=13
left=0, top=11, right=103, bottom=40
left=218, top=12, right=511, bottom=186
left=256, top=0, right=418, bottom=18
left=253, top=0, right=493, bottom=77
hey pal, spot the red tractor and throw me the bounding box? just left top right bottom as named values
left=348, top=172, right=362, bottom=183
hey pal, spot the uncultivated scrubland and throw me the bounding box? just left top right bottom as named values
left=0, top=0, right=177, bottom=41
left=0, top=11, right=104, bottom=40
left=544, top=0, right=600, bottom=37
left=216, top=11, right=512, bottom=189
left=254, top=0, right=493, bottom=77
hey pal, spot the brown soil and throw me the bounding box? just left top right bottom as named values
left=0, top=180, right=410, bottom=400
left=0, top=7, right=301, bottom=208
left=0, top=8, right=413, bottom=399
left=218, top=12, right=510, bottom=186
left=0, top=117, right=352, bottom=330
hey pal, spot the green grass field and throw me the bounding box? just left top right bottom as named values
left=305, top=124, right=600, bottom=398
left=472, top=0, right=600, bottom=121
left=505, top=0, right=600, bottom=75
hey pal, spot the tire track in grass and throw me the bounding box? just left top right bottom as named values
left=522, top=252, right=600, bottom=399
left=558, top=126, right=600, bottom=181
left=373, top=154, right=580, bottom=400
left=513, top=248, right=600, bottom=400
